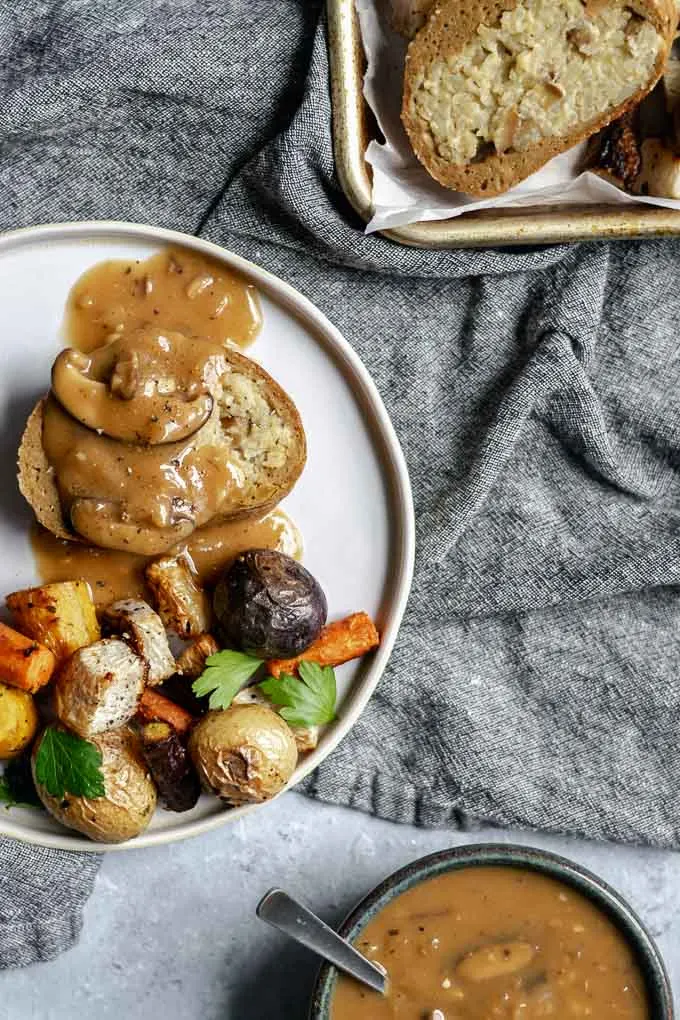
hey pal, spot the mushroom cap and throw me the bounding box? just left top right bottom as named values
left=51, top=335, right=215, bottom=446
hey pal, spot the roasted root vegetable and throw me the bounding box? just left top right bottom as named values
left=137, top=688, right=194, bottom=736
left=140, top=721, right=200, bottom=812
left=189, top=704, right=298, bottom=805
left=101, top=599, right=175, bottom=686
left=32, top=727, right=157, bottom=843
left=176, top=634, right=220, bottom=678
left=0, top=621, right=56, bottom=693
left=157, top=674, right=209, bottom=717
left=267, top=612, right=379, bottom=678
left=145, top=554, right=212, bottom=637
left=213, top=550, right=327, bottom=659
left=55, top=638, right=145, bottom=738
left=0, top=682, right=39, bottom=759
left=6, top=581, right=100, bottom=662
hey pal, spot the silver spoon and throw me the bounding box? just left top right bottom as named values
left=256, top=888, right=387, bottom=995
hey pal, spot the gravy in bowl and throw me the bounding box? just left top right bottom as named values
left=331, top=866, right=649, bottom=1019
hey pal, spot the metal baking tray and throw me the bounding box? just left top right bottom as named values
left=327, top=0, right=680, bottom=248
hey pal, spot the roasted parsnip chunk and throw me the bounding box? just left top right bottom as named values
left=7, top=581, right=100, bottom=662
left=55, top=638, right=145, bottom=738
left=176, top=634, right=220, bottom=679
left=102, top=599, right=175, bottom=686
left=145, top=555, right=212, bottom=637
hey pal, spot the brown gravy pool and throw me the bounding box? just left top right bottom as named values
left=332, top=867, right=649, bottom=1019
left=64, top=246, right=262, bottom=353
left=32, top=510, right=302, bottom=609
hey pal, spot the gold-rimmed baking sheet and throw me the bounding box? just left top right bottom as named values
left=327, top=0, right=680, bottom=249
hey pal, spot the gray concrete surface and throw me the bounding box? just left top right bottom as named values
left=2, top=792, right=678, bottom=1019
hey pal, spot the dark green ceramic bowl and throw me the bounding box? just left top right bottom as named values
left=309, top=843, right=673, bottom=1019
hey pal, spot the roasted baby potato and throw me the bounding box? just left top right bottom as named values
left=213, top=550, right=327, bottom=659
left=6, top=581, right=100, bottom=662
left=233, top=685, right=320, bottom=753
left=32, top=727, right=157, bottom=843
left=140, top=721, right=200, bottom=813
left=189, top=704, right=298, bottom=806
left=55, top=638, right=145, bottom=738
left=145, top=554, right=212, bottom=637
left=0, top=682, right=38, bottom=759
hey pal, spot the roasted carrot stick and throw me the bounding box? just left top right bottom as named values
left=0, top=620, right=56, bottom=693
left=137, top=689, right=194, bottom=735
left=267, top=612, right=380, bottom=678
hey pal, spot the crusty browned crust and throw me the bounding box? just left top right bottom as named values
left=402, top=0, right=676, bottom=197
left=18, top=349, right=307, bottom=550
left=17, top=398, right=74, bottom=541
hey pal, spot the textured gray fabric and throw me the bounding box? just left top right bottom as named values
left=2, top=0, right=680, bottom=969
left=0, top=838, right=100, bottom=968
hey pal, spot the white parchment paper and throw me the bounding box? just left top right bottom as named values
left=356, top=0, right=680, bottom=232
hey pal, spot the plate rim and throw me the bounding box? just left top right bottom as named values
left=0, top=219, right=415, bottom=852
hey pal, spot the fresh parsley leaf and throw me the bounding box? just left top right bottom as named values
left=34, top=727, right=105, bottom=799
left=192, top=649, right=264, bottom=710
left=260, top=661, right=337, bottom=727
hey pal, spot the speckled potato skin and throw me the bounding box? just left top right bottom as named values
left=0, top=682, right=38, bottom=759
left=32, top=727, right=157, bottom=843
left=189, top=705, right=298, bottom=806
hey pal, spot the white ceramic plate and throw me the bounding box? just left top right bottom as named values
left=0, top=222, right=414, bottom=852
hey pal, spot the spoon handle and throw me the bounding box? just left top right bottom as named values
left=256, top=888, right=387, bottom=995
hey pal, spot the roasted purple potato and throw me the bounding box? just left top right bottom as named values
left=140, top=722, right=200, bottom=813
left=212, top=549, right=327, bottom=660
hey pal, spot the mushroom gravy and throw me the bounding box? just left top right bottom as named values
left=42, top=331, right=247, bottom=555
left=331, top=867, right=649, bottom=1020
left=32, top=509, right=302, bottom=608
left=33, top=246, right=302, bottom=599
left=64, top=246, right=262, bottom=353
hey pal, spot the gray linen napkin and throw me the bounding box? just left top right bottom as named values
left=2, top=0, right=680, bottom=969
left=0, top=839, right=99, bottom=968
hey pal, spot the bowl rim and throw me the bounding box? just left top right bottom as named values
left=309, top=842, right=674, bottom=1019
